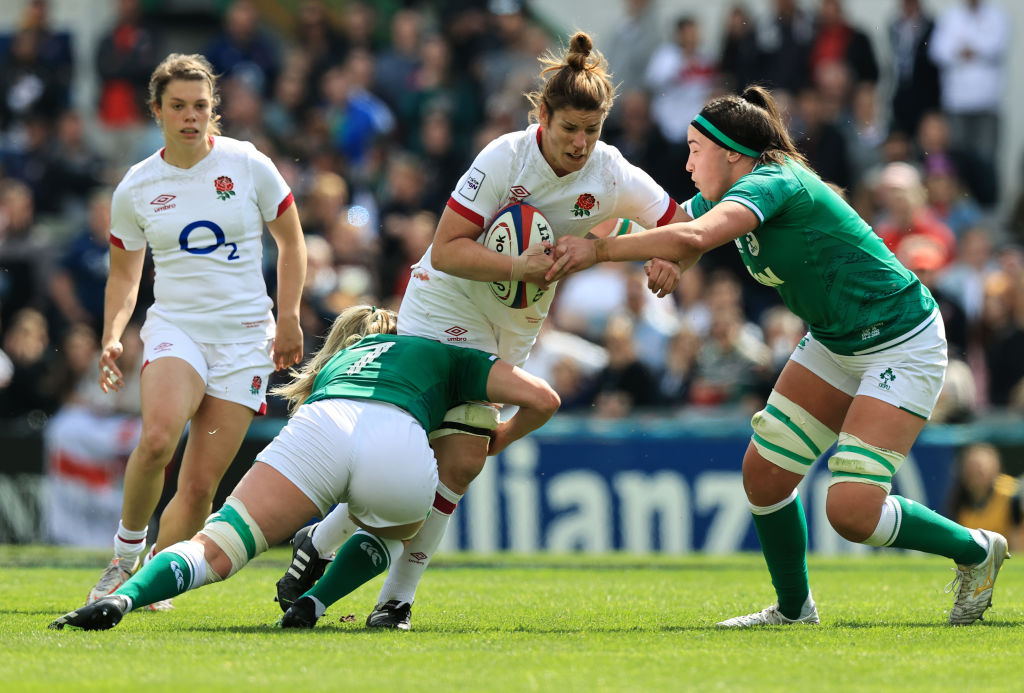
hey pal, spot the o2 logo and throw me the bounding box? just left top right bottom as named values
left=179, top=220, right=239, bottom=259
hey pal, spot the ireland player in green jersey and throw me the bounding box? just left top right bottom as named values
left=50, top=305, right=560, bottom=631
left=548, top=86, right=1007, bottom=627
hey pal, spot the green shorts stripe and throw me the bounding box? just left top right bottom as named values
left=752, top=432, right=816, bottom=467
left=208, top=504, right=256, bottom=560
left=764, top=403, right=822, bottom=457
left=835, top=444, right=897, bottom=474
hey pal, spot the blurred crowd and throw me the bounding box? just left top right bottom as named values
left=2, top=0, right=1024, bottom=429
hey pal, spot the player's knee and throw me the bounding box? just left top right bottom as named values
left=824, top=493, right=876, bottom=542
left=749, top=390, right=838, bottom=477
left=197, top=496, right=269, bottom=579
left=174, top=474, right=220, bottom=508
left=135, top=426, right=179, bottom=467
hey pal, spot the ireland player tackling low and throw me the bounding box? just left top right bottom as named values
left=49, top=306, right=560, bottom=631
left=549, top=85, right=1008, bottom=627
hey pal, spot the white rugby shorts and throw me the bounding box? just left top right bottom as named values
left=789, top=310, right=947, bottom=419
left=398, top=259, right=537, bottom=367
left=140, top=315, right=273, bottom=413
left=255, top=398, right=438, bottom=527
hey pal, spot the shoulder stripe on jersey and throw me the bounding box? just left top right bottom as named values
left=720, top=195, right=764, bottom=223
left=657, top=198, right=678, bottom=227
left=446, top=197, right=485, bottom=228
left=683, top=198, right=695, bottom=219
left=276, top=191, right=295, bottom=219
left=109, top=234, right=126, bottom=249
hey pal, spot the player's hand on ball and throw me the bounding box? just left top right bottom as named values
left=517, top=241, right=554, bottom=288
left=546, top=236, right=596, bottom=282
left=646, top=258, right=681, bottom=297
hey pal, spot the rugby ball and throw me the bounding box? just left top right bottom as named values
left=483, top=202, right=554, bottom=308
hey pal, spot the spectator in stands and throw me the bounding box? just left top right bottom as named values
left=374, top=8, right=422, bottom=114
left=95, top=0, right=162, bottom=131
left=719, top=5, right=758, bottom=94
left=293, top=0, right=347, bottom=101
left=929, top=0, right=1010, bottom=170
left=791, top=85, right=852, bottom=191
left=979, top=267, right=1024, bottom=408
left=922, top=155, right=984, bottom=239
left=688, top=304, right=771, bottom=410
left=938, top=226, right=996, bottom=323
left=0, top=179, right=54, bottom=331
left=603, top=0, right=661, bottom=103
left=915, top=110, right=997, bottom=209
left=899, top=238, right=969, bottom=361
left=612, top=266, right=679, bottom=373
left=203, top=0, right=280, bottom=98
left=39, top=110, right=106, bottom=220
left=743, top=0, right=814, bottom=95
left=873, top=162, right=957, bottom=265
left=0, top=307, right=58, bottom=419
left=888, top=0, right=941, bottom=138
left=644, top=16, right=718, bottom=146
left=591, top=314, right=661, bottom=418
left=656, top=326, right=701, bottom=408
left=810, top=0, right=878, bottom=91
left=49, top=189, right=112, bottom=335
left=948, top=443, right=1023, bottom=551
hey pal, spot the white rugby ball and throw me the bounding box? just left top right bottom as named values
left=483, top=202, right=554, bottom=308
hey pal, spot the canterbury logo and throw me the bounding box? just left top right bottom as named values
left=170, top=560, right=185, bottom=590
left=360, top=541, right=383, bottom=568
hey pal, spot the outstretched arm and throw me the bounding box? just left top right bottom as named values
left=546, top=200, right=759, bottom=282
left=484, top=360, right=561, bottom=456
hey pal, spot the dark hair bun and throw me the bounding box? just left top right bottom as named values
left=567, top=32, right=593, bottom=70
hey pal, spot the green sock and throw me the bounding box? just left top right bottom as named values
left=751, top=495, right=809, bottom=620
left=114, top=542, right=205, bottom=608
left=888, top=495, right=986, bottom=564
left=304, top=530, right=395, bottom=611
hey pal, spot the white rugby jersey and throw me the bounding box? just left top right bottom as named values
left=417, top=124, right=676, bottom=332
left=110, top=136, right=293, bottom=343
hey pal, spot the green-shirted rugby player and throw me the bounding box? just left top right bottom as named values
left=50, top=305, right=560, bottom=631
left=548, top=86, right=1008, bottom=627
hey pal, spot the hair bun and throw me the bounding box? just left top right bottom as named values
left=567, top=32, right=592, bottom=70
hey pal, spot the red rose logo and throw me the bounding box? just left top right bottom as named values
left=250, top=375, right=262, bottom=395
left=215, top=176, right=236, bottom=200
left=571, top=193, right=597, bottom=217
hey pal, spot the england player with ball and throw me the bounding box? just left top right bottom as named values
left=274, top=31, right=690, bottom=629
left=85, top=53, right=307, bottom=611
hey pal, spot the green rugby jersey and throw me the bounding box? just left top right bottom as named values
left=303, top=334, right=496, bottom=431
left=687, top=161, right=936, bottom=355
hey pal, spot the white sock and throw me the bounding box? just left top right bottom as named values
left=143, top=545, right=158, bottom=565
left=311, top=504, right=357, bottom=557
left=113, top=521, right=148, bottom=561
left=377, top=482, right=462, bottom=604
left=307, top=595, right=327, bottom=618
left=863, top=496, right=902, bottom=547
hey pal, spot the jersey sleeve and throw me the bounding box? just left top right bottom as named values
left=109, top=178, right=146, bottom=251
left=450, top=347, right=498, bottom=403
left=683, top=193, right=713, bottom=220
left=612, top=153, right=676, bottom=228
left=249, top=145, right=293, bottom=222
left=445, top=137, right=512, bottom=229
left=718, top=166, right=800, bottom=227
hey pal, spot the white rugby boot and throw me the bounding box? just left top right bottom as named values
left=716, top=593, right=819, bottom=628
left=947, top=529, right=1009, bottom=625
left=87, top=556, right=138, bottom=604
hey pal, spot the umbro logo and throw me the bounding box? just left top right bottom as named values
left=154, top=342, right=173, bottom=352
left=444, top=326, right=467, bottom=337
left=150, top=194, right=176, bottom=212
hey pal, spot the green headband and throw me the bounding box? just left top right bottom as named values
left=692, top=114, right=761, bottom=158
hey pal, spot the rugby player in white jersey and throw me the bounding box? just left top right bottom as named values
left=86, top=53, right=307, bottom=610
left=275, top=31, right=689, bottom=630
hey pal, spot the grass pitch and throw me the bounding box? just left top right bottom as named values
left=1, top=546, right=1021, bottom=692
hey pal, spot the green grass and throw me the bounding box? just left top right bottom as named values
left=1, top=547, right=1021, bottom=692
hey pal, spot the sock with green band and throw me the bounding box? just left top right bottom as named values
left=751, top=491, right=810, bottom=620
left=114, top=540, right=207, bottom=608
left=887, top=495, right=987, bottom=564
left=304, top=530, right=401, bottom=611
